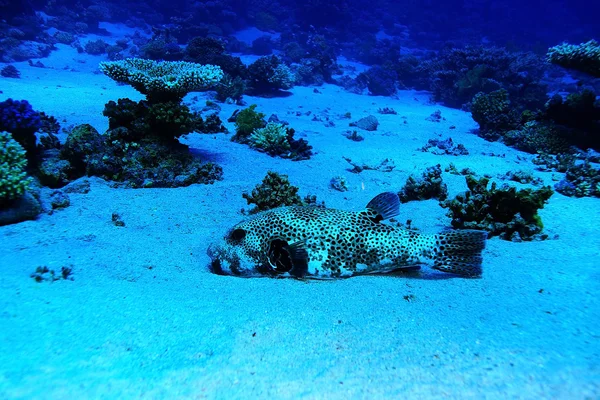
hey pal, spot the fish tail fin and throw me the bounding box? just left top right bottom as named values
left=432, top=230, right=487, bottom=277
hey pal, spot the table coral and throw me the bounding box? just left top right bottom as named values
left=547, top=40, right=600, bottom=78
left=99, top=58, right=223, bottom=103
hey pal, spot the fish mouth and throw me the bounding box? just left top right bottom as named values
left=210, top=258, right=225, bottom=275
left=206, top=243, right=224, bottom=274
left=206, top=242, right=244, bottom=276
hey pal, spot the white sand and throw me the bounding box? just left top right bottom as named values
left=0, top=35, right=598, bottom=399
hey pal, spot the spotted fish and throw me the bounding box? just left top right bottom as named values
left=207, top=192, right=487, bottom=278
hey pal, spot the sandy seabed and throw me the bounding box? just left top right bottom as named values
left=0, top=25, right=598, bottom=400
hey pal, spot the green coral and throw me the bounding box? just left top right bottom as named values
left=145, top=102, right=201, bottom=139
left=232, top=104, right=266, bottom=142
left=99, top=58, right=224, bottom=103
left=0, top=131, right=30, bottom=204
left=215, top=74, right=247, bottom=102
left=398, top=164, right=448, bottom=203
left=471, top=89, right=520, bottom=139
left=242, top=171, right=320, bottom=214
left=441, top=175, right=554, bottom=241
left=503, top=121, right=570, bottom=154
left=547, top=40, right=600, bottom=77
left=269, top=64, right=295, bottom=89
left=249, top=122, right=290, bottom=154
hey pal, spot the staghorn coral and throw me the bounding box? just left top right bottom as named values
left=99, top=58, right=223, bottom=103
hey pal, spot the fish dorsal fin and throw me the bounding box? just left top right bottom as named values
left=365, top=192, right=400, bottom=221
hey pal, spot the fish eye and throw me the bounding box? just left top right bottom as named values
left=230, top=228, right=246, bottom=241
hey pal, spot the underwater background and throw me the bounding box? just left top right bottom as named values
left=0, top=0, right=599, bottom=398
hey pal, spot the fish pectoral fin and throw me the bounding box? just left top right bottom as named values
left=365, top=192, right=400, bottom=221
left=267, top=237, right=309, bottom=278
left=287, top=240, right=309, bottom=278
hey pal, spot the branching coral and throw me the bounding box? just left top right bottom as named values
left=242, top=171, right=321, bottom=214
left=555, top=161, right=600, bottom=198
left=0, top=131, right=29, bottom=205
left=99, top=58, right=223, bottom=103
left=441, top=175, right=553, bottom=241
left=232, top=104, right=267, bottom=143
left=247, top=55, right=295, bottom=94
left=0, top=98, right=41, bottom=158
left=398, top=164, right=448, bottom=203
left=249, top=122, right=290, bottom=155
left=471, top=89, right=519, bottom=139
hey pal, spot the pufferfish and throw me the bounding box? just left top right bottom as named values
left=207, top=192, right=487, bottom=279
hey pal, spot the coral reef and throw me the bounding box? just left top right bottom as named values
left=547, top=40, right=600, bottom=78
left=59, top=123, right=223, bottom=189
left=247, top=122, right=313, bottom=161
left=31, top=59, right=228, bottom=190
left=470, top=89, right=519, bottom=139
left=377, top=107, right=397, bottom=115
left=102, top=98, right=223, bottom=142
left=99, top=58, right=223, bottom=103
left=249, top=122, right=290, bottom=154
left=232, top=105, right=267, bottom=143
left=185, top=37, right=247, bottom=78
left=215, top=75, right=246, bottom=103
left=418, top=46, right=547, bottom=109
left=471, top=88, right=599, bottom=153
left=0, top=131, right=30, bottom=205
left=398, top=165, right=448, bottom=203
left=84, top=39, right=108, bottom=55
left=425, top=110, right=445, bottom=122
left=247, top=55, right=295, bottom=94
left=242, top=171, right=321, bottom=214
left=441, top=175, right=554, bottom=241
left=499, top=170, right=544, bottom=186
left=342, top=131, right=364, bottom=142
left=357, top=66, right=397, bottom=96
left=503, top=121, right=570, bottom=154
left=554, top=161, right=600, bottom=198
left=0, top=98, right=41, bottom=161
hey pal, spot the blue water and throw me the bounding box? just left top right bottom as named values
left=0, top=1, right=599, bottom=398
